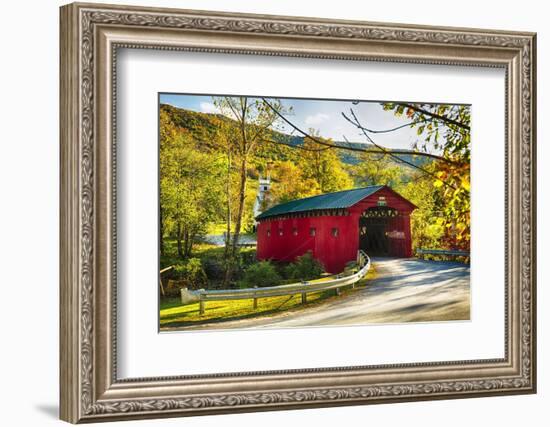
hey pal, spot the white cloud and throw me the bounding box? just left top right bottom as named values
left=304, top=113, right=330, bottom=126
left=199, top=101, right=217, bottom=114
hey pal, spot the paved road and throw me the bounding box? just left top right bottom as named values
left=172, top=258, right=470, bottom=331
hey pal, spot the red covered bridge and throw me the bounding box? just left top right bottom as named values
left=256, top=185, right=416, bottom=273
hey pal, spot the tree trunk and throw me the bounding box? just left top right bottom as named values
left=184, top=231, right=194, bottom=258
left=224, top=156, right=247, bottom=285
left=183, top=229, right=189, bottom=258
left=159, top=206, right=165, bottom=256
left=224, top=150, right=232, bottom=259
left=223, top=150, right=233, bottom=286
left=176, top=222, right=184, bottom=259
left=231, top=156, right=248, bottom=256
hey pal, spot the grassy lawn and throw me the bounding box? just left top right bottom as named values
left=206, top=221, right=258, bottom=236
left=206, top=222, right=230, bottom=235
left=159, top=265, right=376, bottom=329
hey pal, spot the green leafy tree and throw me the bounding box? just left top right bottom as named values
left=160, top=111, right=225, bottom=258
left=350, top=153, right=408, bottom=187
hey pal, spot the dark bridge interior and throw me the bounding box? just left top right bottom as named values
left=359, top=206, right=399, bottom=257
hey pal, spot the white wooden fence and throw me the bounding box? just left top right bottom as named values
left=181, top=250, right=371, bottom=315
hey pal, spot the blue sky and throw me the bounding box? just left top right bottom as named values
left=160, top=93, right=424, bottom=150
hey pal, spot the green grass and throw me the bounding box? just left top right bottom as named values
left=206, top=221, right=258, bottom=236
left=206, top=222, right=229, bottom=235
left=159, top=265, right=377, bottom=329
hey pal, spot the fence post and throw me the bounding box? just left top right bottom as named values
left=159, top=277, right=165, bottom=297
left=301, top=281, right=308, bottom=304
left=335, top=287, right=341, bottom=296
left=253, top=286, right=258, bottom=310
left=199, top=293, right=205, bottom=315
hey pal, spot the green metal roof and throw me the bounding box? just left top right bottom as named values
left=256, top=186, right=385, bottom=220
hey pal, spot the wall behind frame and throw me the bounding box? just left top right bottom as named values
left=0, top=0, right=545, bottom=426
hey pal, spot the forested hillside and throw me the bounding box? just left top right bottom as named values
left=160, top=104, right=429, bottom=168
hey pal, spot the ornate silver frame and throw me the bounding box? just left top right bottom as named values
left=59, top=2, right=537, bottom=423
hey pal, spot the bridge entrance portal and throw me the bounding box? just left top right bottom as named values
left=359, top=206, right=399, bottom=257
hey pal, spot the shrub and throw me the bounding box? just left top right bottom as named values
left=202, top=257, right=225, bottom=281
left=343, top=260, right=358, bottom=274
left=164, top=279, right=183, bottom=297
left=172, top=258, right=208, bottom=290
left=239, top=261, right=281, bottom=288
left=239, top=249, right=257, bottom=269
left=284, top=251, right=324, bottom=281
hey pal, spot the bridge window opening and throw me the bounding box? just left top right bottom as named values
left=267, top=229, right=271, bottom=237
left=332, top=227, right=339, bottom=237
left=278, top=228, right=283, bottom=236
left=292, top=227, right=298, bottom=236
left=310, top=227, right=316, bottom=237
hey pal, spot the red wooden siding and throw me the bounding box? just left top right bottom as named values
left=256, top=186, right=415, bottom=273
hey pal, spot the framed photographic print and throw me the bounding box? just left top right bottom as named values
left=60, top=2, right=537, bottom=423
left=157, top=93, right=470, bottom=332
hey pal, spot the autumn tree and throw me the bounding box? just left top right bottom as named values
left=381, top=103, right=471, bottom=248
left=297, top=130, right=353, bottom=193
left=397, top=167, right=445, bottom=250
left=213, top=97, right=285, bottom=284
left=269, top=160, right=320, bottom=204
left=350, top=152, right=408, bottom=188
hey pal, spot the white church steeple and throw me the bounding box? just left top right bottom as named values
left=253, top=175, right=271, bottom=226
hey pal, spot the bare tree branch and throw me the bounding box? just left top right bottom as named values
left=359, top=118, right=431, bottom=134
left=342, top=135, right=386, bottom=162
left=261, top=97, right=459, bottom=166
left=343, top=109, right=458, bottom=190
left=396, top=103, right=470, bottom=131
